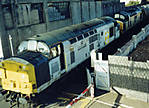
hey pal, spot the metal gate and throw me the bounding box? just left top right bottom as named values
left=94, top=60, right=110, bottom=91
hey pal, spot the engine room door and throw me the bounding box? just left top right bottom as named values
left=49, top=56, right=61, bottom=80
left=94, top=60, right=110, bottom=91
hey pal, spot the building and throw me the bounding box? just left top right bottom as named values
left=0, top=0, right=124, bottom=58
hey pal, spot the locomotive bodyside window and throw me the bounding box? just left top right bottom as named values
left=94, top=29, right=97, bottom=33
left=69, top=38, right=77, bottom=44
left=84, top=33, right=89, bottom=38
left=77, top=35, right=83, bottom=41
left=89, top=31, right=94, bottom=35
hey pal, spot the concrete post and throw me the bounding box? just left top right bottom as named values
left=141, top=28, right=146, bottom=39
left=0, top=3, right=11, bottom=58
left=117, top=48, right=122, bottom=54
left=132, top=35, right=137, bottom=49
left=43, top=0, right=48, bottom=32
left=142, top=28, right=145, bottom=33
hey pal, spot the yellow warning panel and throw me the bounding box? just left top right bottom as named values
left=105, top=31, right=109, bottom=45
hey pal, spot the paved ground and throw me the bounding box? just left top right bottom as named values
left=71, top=89, right=149, bottom=108
left=1, top=89, right=149, bottom=108
left=0, top=101, right=9, bottom=108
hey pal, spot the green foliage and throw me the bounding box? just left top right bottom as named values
left=126, top=1, right=140, bottom=6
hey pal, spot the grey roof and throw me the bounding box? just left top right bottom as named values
left=28, top=16, right=115, bottom=47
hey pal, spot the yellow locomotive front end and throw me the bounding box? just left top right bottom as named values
left=0, top=57, right=37, bottom=95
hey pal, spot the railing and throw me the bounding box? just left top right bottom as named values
left=114, top=24, right=149, bottom=56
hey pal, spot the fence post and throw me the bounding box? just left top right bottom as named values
left=132, top=35, right=137, bottom=49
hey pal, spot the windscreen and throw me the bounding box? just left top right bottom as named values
left=18, top=40, right=50, bottom=56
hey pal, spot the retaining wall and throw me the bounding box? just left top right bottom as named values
left=114, top=24, right=149, bottom=56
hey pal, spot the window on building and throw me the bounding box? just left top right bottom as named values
left=48, top=2, right=70, bottom=22
left=31, top=3, right=44, bottom=24
left=17, top=3, right=44, bottom=26
left=3, top=5, right=13, bottom=29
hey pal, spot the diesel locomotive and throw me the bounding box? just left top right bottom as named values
left=114, top=7, right=143, bottom=33
left=0, top=16, right=120, bottom=105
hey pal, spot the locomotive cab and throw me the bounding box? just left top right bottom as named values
left=114, top=12, right=129, bottom=33
left=0, top=57, right=37, bottom=95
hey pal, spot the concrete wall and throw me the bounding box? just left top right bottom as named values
left=0, top=0, right=124, bottom=58
left=71, top=2, right=81, bottom=24
left=108, top=55, right=149, bottom=102
left=114, top=24, right=149, bottom=56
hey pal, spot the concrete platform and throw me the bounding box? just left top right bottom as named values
left=0, top=101, right=9, bottom=108
left=71, top=90, right=149, bottom=108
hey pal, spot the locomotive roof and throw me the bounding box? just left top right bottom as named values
left=117, top=7, right=142, bottom=17
left=28, top=16, right=115, bottom=47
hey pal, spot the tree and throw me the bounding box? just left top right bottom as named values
left=126, top=1, right=140, bottom=6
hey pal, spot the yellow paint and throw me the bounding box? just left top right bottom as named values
left=117, top=20, right=123, bottom=33
left=64, top=53, right=68, bottom=71
left=57, top=97, right=70, bottom=101
left=0, top=59, right=37, bottom=95
left=80, top=98, right=91, bottom=108
left=70, top=46, right=74, bottom=52
left=105, top=31, right=109, bottom=45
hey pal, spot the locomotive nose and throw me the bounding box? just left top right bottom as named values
left=0, top=58, right=37, bottom=95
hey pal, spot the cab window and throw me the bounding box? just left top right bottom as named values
left=49, top=47, right=58, bottom=59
